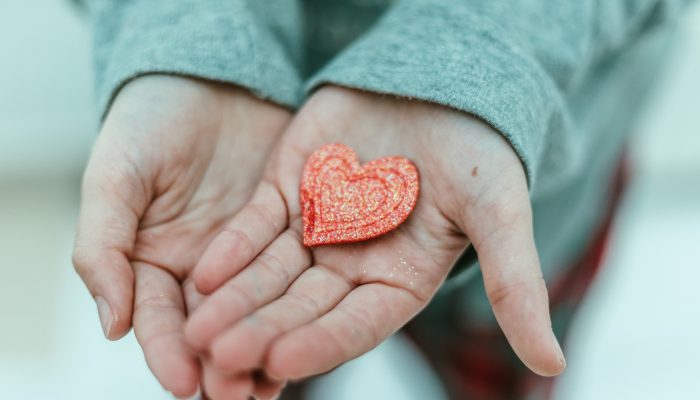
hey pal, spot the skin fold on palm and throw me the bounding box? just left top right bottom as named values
left=72, top=75, right=292, bottom=398
left=186, top=86, right=566, bottom=399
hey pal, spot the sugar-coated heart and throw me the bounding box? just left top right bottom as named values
left=300, top=143, right=419, bottom=247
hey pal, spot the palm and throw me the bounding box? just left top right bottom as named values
left=187, top=86, right=564, bottom=397
left=128, top=84, right=281, bottom=278
left=73, top=76, right=290, bottom=397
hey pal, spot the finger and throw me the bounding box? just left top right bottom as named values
left=468, top=196, right=566, bottom=377
left=72, top=246, right=134, bottom=340
left=265, top=283, right=421, bottom=380
left=185, top=228, right=311, bottom=351
left=265, top=132, right=311, bottom=219
left=209, top=266, right=353, bottom=373
left=251, top=370, right=286, bottom=400
left=72, top=164, right=148, bottom=340
left=201, top=359, right=253, bottom=400
left=193, top=181, right=288, bottom=294
left=132, top=262, right=200, bottom=398
left=182, top=277, right=208, bottom=315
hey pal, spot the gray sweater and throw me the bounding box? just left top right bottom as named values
left=83, top=0, right=691, bottom=320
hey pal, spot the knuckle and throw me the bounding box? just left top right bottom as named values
left=83, top=160, right=131, bottom=191
left=471, top=176, right=531, bottom=225
left=257, top=252, right=291, bottom=287
left=71, top=246, right=94, bottom=277
left=471, top=196, right=531, bottom=250
left=71, top=246, right=133, bottom=295
left=138, top=329, right=181, bottom=352
left=488, top=198, right=528, bottom=227
left=249, top=311, right=285, bottom=336
left=312, top=322, right=352, bottom=363
left=134, top=294, right=179, bottom=313
left=486, top=282, right=521, bottom=308
left=285, top=291, right=322, bottom=318
left=223, top=282, right=257, bottom=312
left=221, top=226, right=255, bottom=259
left=247, top=202, right=280, bottom=232
left=285, top=224, right=304, bottom=244
left=486, top=277, right=547, bottom=309
left=337, top=305, right=380, bottom=348
left=71, top=248, right=86, bottom=272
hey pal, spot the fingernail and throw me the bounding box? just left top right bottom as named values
left=267, top=371, right=282, bottom=382
left=553, top=336, right=567, bottom=370
left=95, top=296, right=113, bottom=339
left=173, top=385, right=201, bottom=400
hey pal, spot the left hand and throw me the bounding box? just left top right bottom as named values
left=71, top=76, right=291, bottom=399
left=186, top=86, right=566, bottom=399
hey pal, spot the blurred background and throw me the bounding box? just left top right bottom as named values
left=1, top=1, right=698, bottom=399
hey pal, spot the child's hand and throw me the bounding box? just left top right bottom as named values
left=186, top=86, right=566, bottom=397
left=72, top=75, right=290, bottom=398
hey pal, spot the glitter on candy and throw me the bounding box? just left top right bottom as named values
left=301, top=143, right=419, bottom=246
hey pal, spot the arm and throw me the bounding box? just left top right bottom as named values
left=306, top=0, right=691, bottom=192
left=182, top=2, right=693, bottom=395
left=83, top=0, right=304, bottom=116
left=72, top=1, right=303, bottom=397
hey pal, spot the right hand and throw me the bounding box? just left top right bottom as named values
left=185, top=86, right=565, bottom=399
left=72, top=75, right=291, bottom=398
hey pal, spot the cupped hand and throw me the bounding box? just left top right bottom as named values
left=72, top=75, right=291, bottom=398
left=185, top=86, right=566, bottom=398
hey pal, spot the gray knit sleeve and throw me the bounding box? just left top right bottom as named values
left=84, top=0, right=304, bottom=118
left=306, top=0, right=691, bottom=194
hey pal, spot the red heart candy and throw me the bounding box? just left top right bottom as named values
left=300, top=143, right=419, bottom=247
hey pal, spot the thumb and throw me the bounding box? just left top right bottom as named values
left=72, top=155, right=149, bottom=340
left=461, top=186, right=566, bottom=377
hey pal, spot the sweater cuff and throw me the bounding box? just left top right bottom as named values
left=306, top=0, right=563, bottom=191
left=90, top=0, right=303, bottom=118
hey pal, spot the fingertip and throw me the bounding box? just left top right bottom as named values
left=265, top=335, right=311, bottom=381
left=209, top=333, right=254, bottom=373
left=494, top=315, right=567, bottom=377
left=192, top=262, right=217, bottom=295
left=169, top=374, right=200, bottom=400
left=534, top=334, right=567, bottom=377
left=487, top=278, right=566, bottom=377
left=192, top=263, right=221, bottom=296
left=182, top=278, right=207, bottom=314
left=170, top=378, right=201, bottom=400
left=557, top=353, right=568, bottom=374
left=75, top=249, right=135, bottom=340
left=160, top=358, right=200, bottom=399
left=251, top=370, right=286, bottom=400
left=546, top=356, right=567, bottom=377
left=474, top=205, right=565, bottom=377
left=96, top=289, right=134, bottom=341
left=185, top=285, right=258, bottom=354
left=527, top=352, right=567, bottom=377
left=209, top=345, right=235, bottom=372
left=146, top=338, right=201, bottom=398
left=192, top=234, right=237, bottom=295
left=202, top=363, right=253, bottom=400
left=547, top=334, right=567, bottom=376
left=185, top=306, right=240, bottom=358
left=510, top=328, right=567, bottom=377
left=105, top=320, right=131, bottom=341
left=173, top=384, right=201, bottom=400
left=184, top=308, right=214, bottom=352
